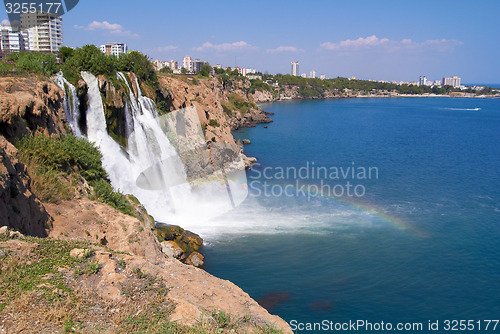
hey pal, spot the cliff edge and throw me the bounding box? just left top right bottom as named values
left=0, top=74, right=291, bottom=333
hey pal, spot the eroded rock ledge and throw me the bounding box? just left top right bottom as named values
left=0, top=73, right=290, bottom=333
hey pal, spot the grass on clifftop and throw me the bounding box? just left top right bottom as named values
left=16, top=134, right=134, bottom=216
left=0, top=233, right=284, bottom=334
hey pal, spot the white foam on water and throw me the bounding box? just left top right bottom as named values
left=56, top=71, right=248, bottom=231
left=439, top=107, right=481, bottom=111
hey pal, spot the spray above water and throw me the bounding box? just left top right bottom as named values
left=54, top=71, right=248, bottom=229
left=54, top=72, right=415, bottom=239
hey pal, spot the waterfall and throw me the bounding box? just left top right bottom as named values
left=54, top=73, right=83, bottom=137
left=55, top=71, right=248, bottom=231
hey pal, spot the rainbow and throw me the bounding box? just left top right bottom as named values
left=277, top=180, right=429, bottom=237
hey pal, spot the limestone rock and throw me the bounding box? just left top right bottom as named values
left=70, top=248, right=86, bottom=259
left=185, top=252, right=204, bottom=267
left=156, top=224, right=203, bottom=254
left=0, top=136, right=51, bottom=237
left=0, top=76, right=66, bottom=141
left=251, top=89, right=275, bottom=103
left=242, top=139, right=251, bottom=145
left=45, top=197, right=164, bottom=260
left=0, top=226, right=8, bottom=235
left=161, top=241, right=184, bottom=260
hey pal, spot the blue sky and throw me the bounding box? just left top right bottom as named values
left=2, top=0, right=499, bottom=83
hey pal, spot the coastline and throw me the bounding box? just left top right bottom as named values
left=0, top=73, right=294, bottom=333
left=254, top=92, right=499, bottom=105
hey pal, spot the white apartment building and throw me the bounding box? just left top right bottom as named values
left=310, top=70, right=317, bottom=79
left=291, top=61, right=299, bottom=76
left=419, top=76, right=427, bottom=86
left=182, top=56, right=193, bottom=73
left=442, top=76, right=461, bottom=88
left=153, top=60, right=167, bottom=71
left=0, top=25, right=25, bottom=52
left=100, top=43, right=127, bottom=57
left=169, top=60, right=178, bottom=70
left=20, top=11, right=63, bottom=53
left=241, top=68, right=256, bottom=76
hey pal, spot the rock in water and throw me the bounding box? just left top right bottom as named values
left=155, top=224, right=203, bottom=254
left=257, top=292, right=291, bottom=312
left=185, top=252, right=205, bottom=267
left=242, top=139, right=251, bottom=145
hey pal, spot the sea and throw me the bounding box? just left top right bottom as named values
left=200, top=97, right=500, bottom=333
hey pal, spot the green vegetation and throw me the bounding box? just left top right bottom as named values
left=249, top=78, right=274, bottom=94
left=198, top=64, right=212, bottom=78
left=3, top=232, right=292, bottom=334
left=0, top=235, right=92, bottom=304
left=16, top=134, right=134, bottom=216
left=208, top=119, right=220, bottom=127
left=8, top=45, right=171, bottom=114
left=6, top=52, right=59, bottom=76
left=224, top=93, right=258, bottom=115
left=0, top=60, right=15, bottom=71
left=255, top=73, right=495, bottom=98
left=58, top=45, right=158, bottom=89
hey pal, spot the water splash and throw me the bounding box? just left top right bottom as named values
left=54, top=73, right=83, bottom=137
left=55, top=71, right=248, bottom=229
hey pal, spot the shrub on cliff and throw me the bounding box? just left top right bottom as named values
left=227, top=93, right=258, bottom=114
left=0, top=60, right=14, bottom=72
left=59, top=46, right=166, bottom=113
left=17, top=134, right=134, bottom=215
left=6, top=52, right=58, bottom=76
left=249, top=79, right=274, bottom=94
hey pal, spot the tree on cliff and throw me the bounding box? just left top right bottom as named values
left=199, top=64, right=212, bottom=78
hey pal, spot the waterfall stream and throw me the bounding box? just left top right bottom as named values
left=55, top=71, right=248, bottom=231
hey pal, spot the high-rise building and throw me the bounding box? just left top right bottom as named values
left=291, top=61, right=299, bottom=76
left=442, top=76, right=461, bottom=88
left=0, top=24, right=26, bottom=52
left=100, top=43, right=127, bottom=57
left=192, top=59, right=207, bottom=73
left=419, top=76, right=427, bottom=86
left=169, top=60, right=178, bottom=70
left=20, top=11, right=63, bottom=53
left=183, top=56, right=193, bottom=73
left=310, top=70, right=317, bottom=79
left=320, top=74, right=326, bottom=80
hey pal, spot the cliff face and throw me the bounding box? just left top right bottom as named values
left=158, top=75, right=236, bottom=144
left=0, top=73, right=291, bottom=333
left=252, top=89, right=275, bottom=103
left=0, top=76, right=67, bottom=236
left=0, top=77, right=67, bottom=142
left=0, top=136, right=51, bottom=236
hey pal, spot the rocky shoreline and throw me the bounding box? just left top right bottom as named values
left=0, top=74, right=293, bottom=333
left=250, top=85, right=500, bottom=104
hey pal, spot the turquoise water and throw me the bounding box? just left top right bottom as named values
left=202, top=97, right=500, bottom=332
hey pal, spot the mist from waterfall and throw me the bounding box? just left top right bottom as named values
left=55, top=71, right=248, bottom=229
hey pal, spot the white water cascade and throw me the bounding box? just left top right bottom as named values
left=55, top=71, right=248, bottom=231
left=54, top=75, right=83, bottom=138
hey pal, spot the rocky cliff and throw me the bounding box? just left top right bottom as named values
left=0, top=73, right=291, bottom=333
left=0, top=76, right=67, bottom=141
left=0, top=136, right=51, bottom=236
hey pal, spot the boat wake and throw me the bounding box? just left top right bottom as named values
left=439, top=107, right=481, bottom=111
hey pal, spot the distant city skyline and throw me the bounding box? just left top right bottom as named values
left=1, top=0, right=499, bottom=83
